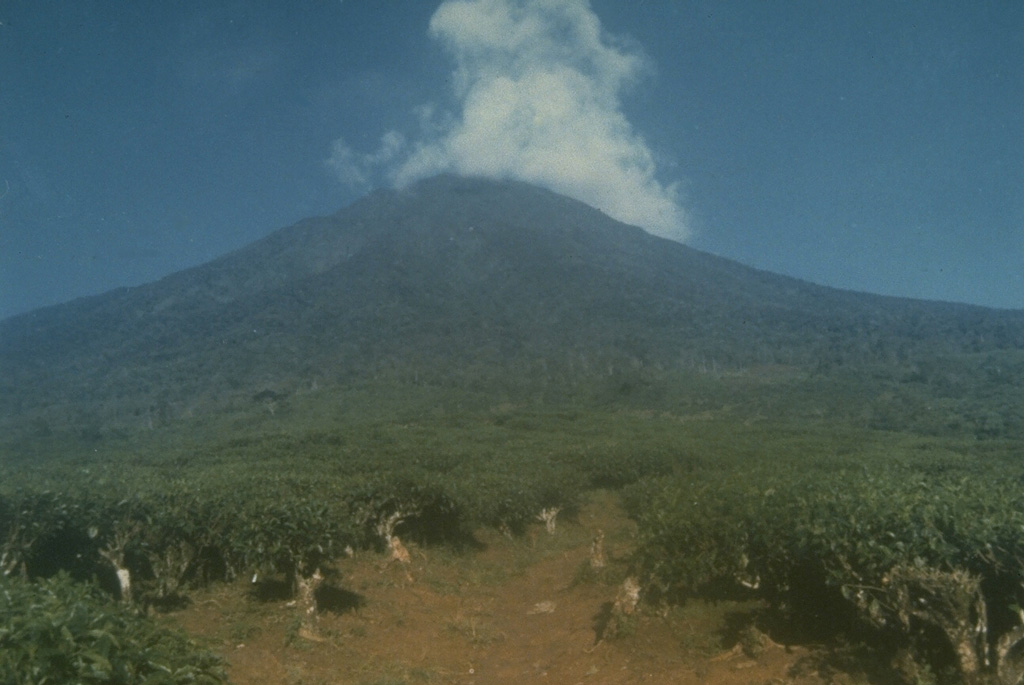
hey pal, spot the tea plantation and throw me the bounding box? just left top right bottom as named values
left=3, top=399, right=1024, bottom=684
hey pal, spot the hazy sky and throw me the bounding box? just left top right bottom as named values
left=2, top=0, right=1022, bottom=320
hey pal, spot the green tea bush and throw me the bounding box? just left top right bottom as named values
left=565, top=446, right=675, bottom=489
left=626, top=461, right=1024, bottom=682
left=0, top=572, right=226, bottom=683
left=449, top=461, right=581, bottom=534
left=225, top=491, right=357, bottom=590
left=344, top=470, right=465, bottom=547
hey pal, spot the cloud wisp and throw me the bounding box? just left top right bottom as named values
left=327, top=0, right=690, bottom=241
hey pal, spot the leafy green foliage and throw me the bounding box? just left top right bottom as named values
left=2, top=384, right=1022, bottom=684
left=0, top=572, right=226, bottom=683
left=626, top=445, right=1024, bottom=681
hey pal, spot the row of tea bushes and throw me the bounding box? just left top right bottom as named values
left=0, top=460, right=593, bottom=682
left=0, top=450, right=615, bottom=608
left=1, top=413, right=692, bottom=607
left=625, top=456, right=1024, bottom=682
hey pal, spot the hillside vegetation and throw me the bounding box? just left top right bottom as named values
left=2, top=176, right=1021, bottom=446
left=2, top=176, right=1023, bottom=683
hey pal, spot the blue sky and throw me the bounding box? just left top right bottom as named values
left=1, top=0, right=1021, bottom=320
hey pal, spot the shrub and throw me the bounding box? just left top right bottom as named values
left=0, top=572, right=226, bottom=683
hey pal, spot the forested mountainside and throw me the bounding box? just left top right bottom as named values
left=2, top=175, right=1022, bottom=444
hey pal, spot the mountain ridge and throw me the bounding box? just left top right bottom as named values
left=2, top=174, right=1022, bottom=442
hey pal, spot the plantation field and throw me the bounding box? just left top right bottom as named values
left=3, top=398, right=1024, bottom=684
left=171, top=489, right=820, bottom=684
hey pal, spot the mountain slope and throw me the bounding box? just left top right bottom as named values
left=2, top=174, right=1022, bottom=439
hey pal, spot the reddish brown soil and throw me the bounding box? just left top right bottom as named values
left=171, top=491, right=835, bottom=685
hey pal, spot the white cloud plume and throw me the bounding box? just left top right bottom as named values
left=328, top=0, right=690, bottom=241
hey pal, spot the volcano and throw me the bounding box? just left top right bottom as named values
left=2, top=174, right=1021, bottom=442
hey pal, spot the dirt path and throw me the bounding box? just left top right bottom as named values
left=173, top=491, right=829, bottom=684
